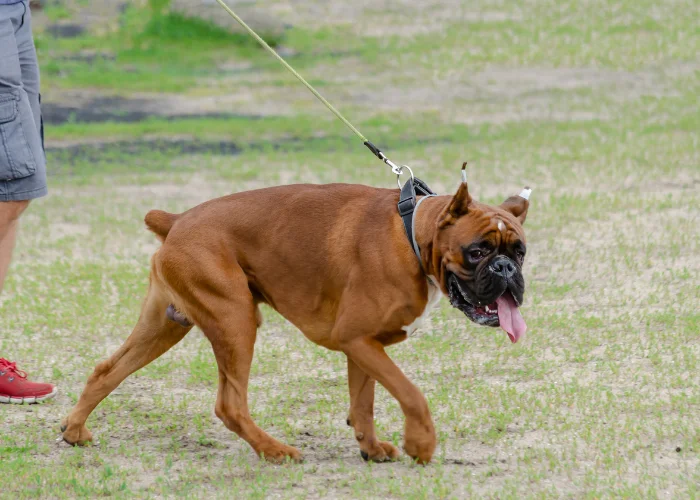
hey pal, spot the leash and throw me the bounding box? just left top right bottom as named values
left=214, top=0, right=438, bottom=272
left=214, top=0, right=417, bottom=187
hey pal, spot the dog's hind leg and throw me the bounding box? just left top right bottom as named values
left=61, top=276, right=192, bottom=445
left=346, top=358, right=400, bottom=462
left=211, top=327, right=302, bottom=463
left=156, top=240, right=299, bottom=463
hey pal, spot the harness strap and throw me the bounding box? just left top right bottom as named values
left=398, top=178, right=436, bottom=273
left=411, top=195, right=435, bottom=264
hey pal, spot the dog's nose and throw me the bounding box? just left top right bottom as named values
left=492, top=258, right=516, bottom=279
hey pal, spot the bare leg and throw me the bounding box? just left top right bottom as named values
left=61, top=279, right=192, bottom=445
left=0, top=200, right=30, bottom=293
left=346, top=357, right=399, bottom=461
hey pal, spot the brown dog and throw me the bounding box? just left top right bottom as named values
left=61, top=179, right=530, bottom=464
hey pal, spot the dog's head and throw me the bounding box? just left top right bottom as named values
left=433, top=181, right=530, bottom=343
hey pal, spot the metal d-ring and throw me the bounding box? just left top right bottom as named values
left=395, top=164, right=414, bottom=188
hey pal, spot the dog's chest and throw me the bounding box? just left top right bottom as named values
left=401, top=278, right=443, bottom=336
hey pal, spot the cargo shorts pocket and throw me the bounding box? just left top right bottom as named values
left=0, top=90, right=37, bottom=181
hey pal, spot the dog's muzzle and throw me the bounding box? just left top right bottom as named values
left=446, top=257, right=527, bottom=343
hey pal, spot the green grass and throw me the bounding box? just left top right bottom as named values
left=43, top=4, right=72, bottom=22
left=1, top=0, right=698, bottom=498
left=36, top=4, right=284, bottom=93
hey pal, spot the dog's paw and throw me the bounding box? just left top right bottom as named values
left=60, top=419, right=94, bottom=446
left=403, top=438, right=434, bottom=465
left=257, top=443, right=302, bottom=464
left=403, top=420, right=436, bottom=465
left=360, top=440, right=400, bottom=462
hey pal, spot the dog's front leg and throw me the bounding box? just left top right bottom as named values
left=341, top=338, right=436, bottom=464
left=346, top=358, right=400, bottom=462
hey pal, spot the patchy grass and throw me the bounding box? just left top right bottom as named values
left=1, top=0, right=698, bottom=498
left=35, top=3, right=284, bottom=93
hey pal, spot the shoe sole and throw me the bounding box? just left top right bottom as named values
left=0, top=386, right=58, bottom=404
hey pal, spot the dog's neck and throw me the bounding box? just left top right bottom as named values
left=412, top=195, right=451, bottom=283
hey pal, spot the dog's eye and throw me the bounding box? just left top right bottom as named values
left=515, top=250, right=526, bottom=263
left=469, top=250, right=485, bottom=261
left=463, top=245, right=493, bottom=265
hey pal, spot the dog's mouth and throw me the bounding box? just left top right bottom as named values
left=447, top=274, right=527, bottom=343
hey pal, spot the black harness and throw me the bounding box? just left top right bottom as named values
left=397, top=177, right=437, bottom=272
left=364, top=140, right=438, bottom=273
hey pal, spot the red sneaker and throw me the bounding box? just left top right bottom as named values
left=0, top=358, right=57, bottom=404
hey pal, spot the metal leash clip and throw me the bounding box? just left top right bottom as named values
left=382, top=153, right=415, bottom=188
left=376, top=150, right=403, bottom=175
left=364, top=141, right=414, bottom=187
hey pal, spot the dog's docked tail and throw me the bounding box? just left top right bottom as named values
left=145, top=210, right=179, bottom=242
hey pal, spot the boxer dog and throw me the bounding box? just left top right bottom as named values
left=61, top=178, right=530, bottom=465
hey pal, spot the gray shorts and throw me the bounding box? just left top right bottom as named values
left=0, top=0, right=47, bottom=201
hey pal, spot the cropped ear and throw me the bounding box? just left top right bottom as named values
left=500, top=187, right=531, bottom=224
left=438, top=181, right=472, bottom=228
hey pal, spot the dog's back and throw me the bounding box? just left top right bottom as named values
left=146, top=183, right=419, bottom=338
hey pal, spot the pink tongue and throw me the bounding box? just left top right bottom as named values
left=496, top=293, right=527, bottom=343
